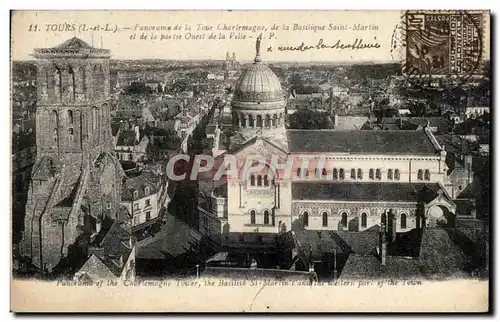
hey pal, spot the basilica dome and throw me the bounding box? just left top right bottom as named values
left=233, top=62, right=284, bottom=103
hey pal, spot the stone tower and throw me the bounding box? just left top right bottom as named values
left=21, top=37, right=124, bottom=273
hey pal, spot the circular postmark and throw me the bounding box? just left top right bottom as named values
left=391, top=10, right=485, bottom=89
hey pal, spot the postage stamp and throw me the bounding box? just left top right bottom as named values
left=401, top=10, right=485, bottom=79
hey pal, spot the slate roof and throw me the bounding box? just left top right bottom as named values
left=55, top=37, right=93, bottom=49
left=76, top=254, right=116, bottom=281
left=292, top=182, right=444, bottom=203
left=340, top=254, right=423, bottom=280
left=116, top=130, right=139, bottom=146
left=97, top=221, right=134, bottom=277
left=121, top=173, right=159, bottom=201
left=136, top=213, right=202, bottom=259
left=287, top=130, right=437, bottom=155
left=418, top=228, right=474, bottom=278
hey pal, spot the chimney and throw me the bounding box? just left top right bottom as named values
left=96, top=218, right=102, bottom=234
left=308, top=244, right=314, bottom=272
left=380, top=223, right=387, bottom=266
left=387, top=209, right=396, bottom=243
left=134, top=125, right=140, bottom=144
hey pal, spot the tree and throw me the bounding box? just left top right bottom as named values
left=289, top=108, right=333, bottom=129
left=124, top=82, right=153, bottom=95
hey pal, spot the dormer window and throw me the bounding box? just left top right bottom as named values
left=133, top=190, right=138, bottom=199
left=144, top=187, right=150, bottom=195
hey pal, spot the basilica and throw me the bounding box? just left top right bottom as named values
left=198, top=39, right=458, bottom=256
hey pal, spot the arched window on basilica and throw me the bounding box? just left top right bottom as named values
left=54, top=66, right=62, bottom=102
left=375, top=169, right=381, bottom=180
left=68, top=66, right=76, bottom=101
left=387, top=169, right=393, bottom=180
left=272, top=114, right=277, bottom=127
left=264, top=210, right=270, bottom=225
left=257, top=175, right=262, bottom=186
left=417, top=169, right=424, bottom=180
left=394, top=169, right=400, bottom=181
left=250, top=175, right=255, bottom=186
left=263, top=175, right=269, bottom=186
left=357, top=168, right=363, bottom=179
left=339, top=168, right=345, bottom=180
left=250, top=210, right=256, bottom=224
left=333, top=168, right=338, bottom=180
left=369, top=169, right=374, bottom=180
left=341, top=212, right=348, bottom=228
left=400, top=213, right=407, bottom=229
left=322, top=168, right=327, bottom=176
left=265, top=114, right=271, bottom=127
left=361, top=212, right=367, bottom=228
left=302, top=211, right=309, bottom=227
left=322, top=212, right=328, bottom=227
left=249, top=114, right=254, bottom=127
left=424, top=169, right=431, bottom=181
left=350, top=168, right=356, bottom=179
left=256, top=115, right=263, bottom=128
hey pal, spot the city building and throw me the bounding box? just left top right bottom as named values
left=114, top=125, right=150, bottom=163
left=121, top=172, right=163, bottom=233
left=20, top=37, right=126, bottom=273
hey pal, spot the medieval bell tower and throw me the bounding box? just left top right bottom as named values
left=21, top=37, right=124, bottom=273
left=33, top=37, right=113, bottom=169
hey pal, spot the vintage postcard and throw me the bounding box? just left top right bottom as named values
left=10, top=10, right=490, bottom=312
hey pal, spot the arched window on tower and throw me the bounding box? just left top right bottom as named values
left=68, top=66, right=76, bottom=102
left=322, top=212, right=328, bottom=227
left=53, top=66, right=62, bottom=102
left=265, top=114, right=271, bottom=127
left=256, top=115, right=263, bottom=128
left=68, top=110, right=74, bottom=124
left=272, top=114, right=277, bottom=127
left=68, top=128, right=74, bottom=144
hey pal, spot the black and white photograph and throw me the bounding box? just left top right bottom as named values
left=9, top=9, right=491, bottom=312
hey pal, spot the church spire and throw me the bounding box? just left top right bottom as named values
left=254, top=33, right=263, bottom=63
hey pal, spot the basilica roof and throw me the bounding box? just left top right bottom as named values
left=232, top=63, right=284, bottom=103
left=287, top=130, right=438, bottom=155
left=292, top=182, right=445, bottom=203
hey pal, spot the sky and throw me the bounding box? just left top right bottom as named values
left=11, top=10, right=490, bottom=63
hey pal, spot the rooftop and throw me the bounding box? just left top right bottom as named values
left=292, top=182, right=446, bottom=203
left=121, top=173, right=159, bottom=201
left=287, top=130, right=438, bottom=155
